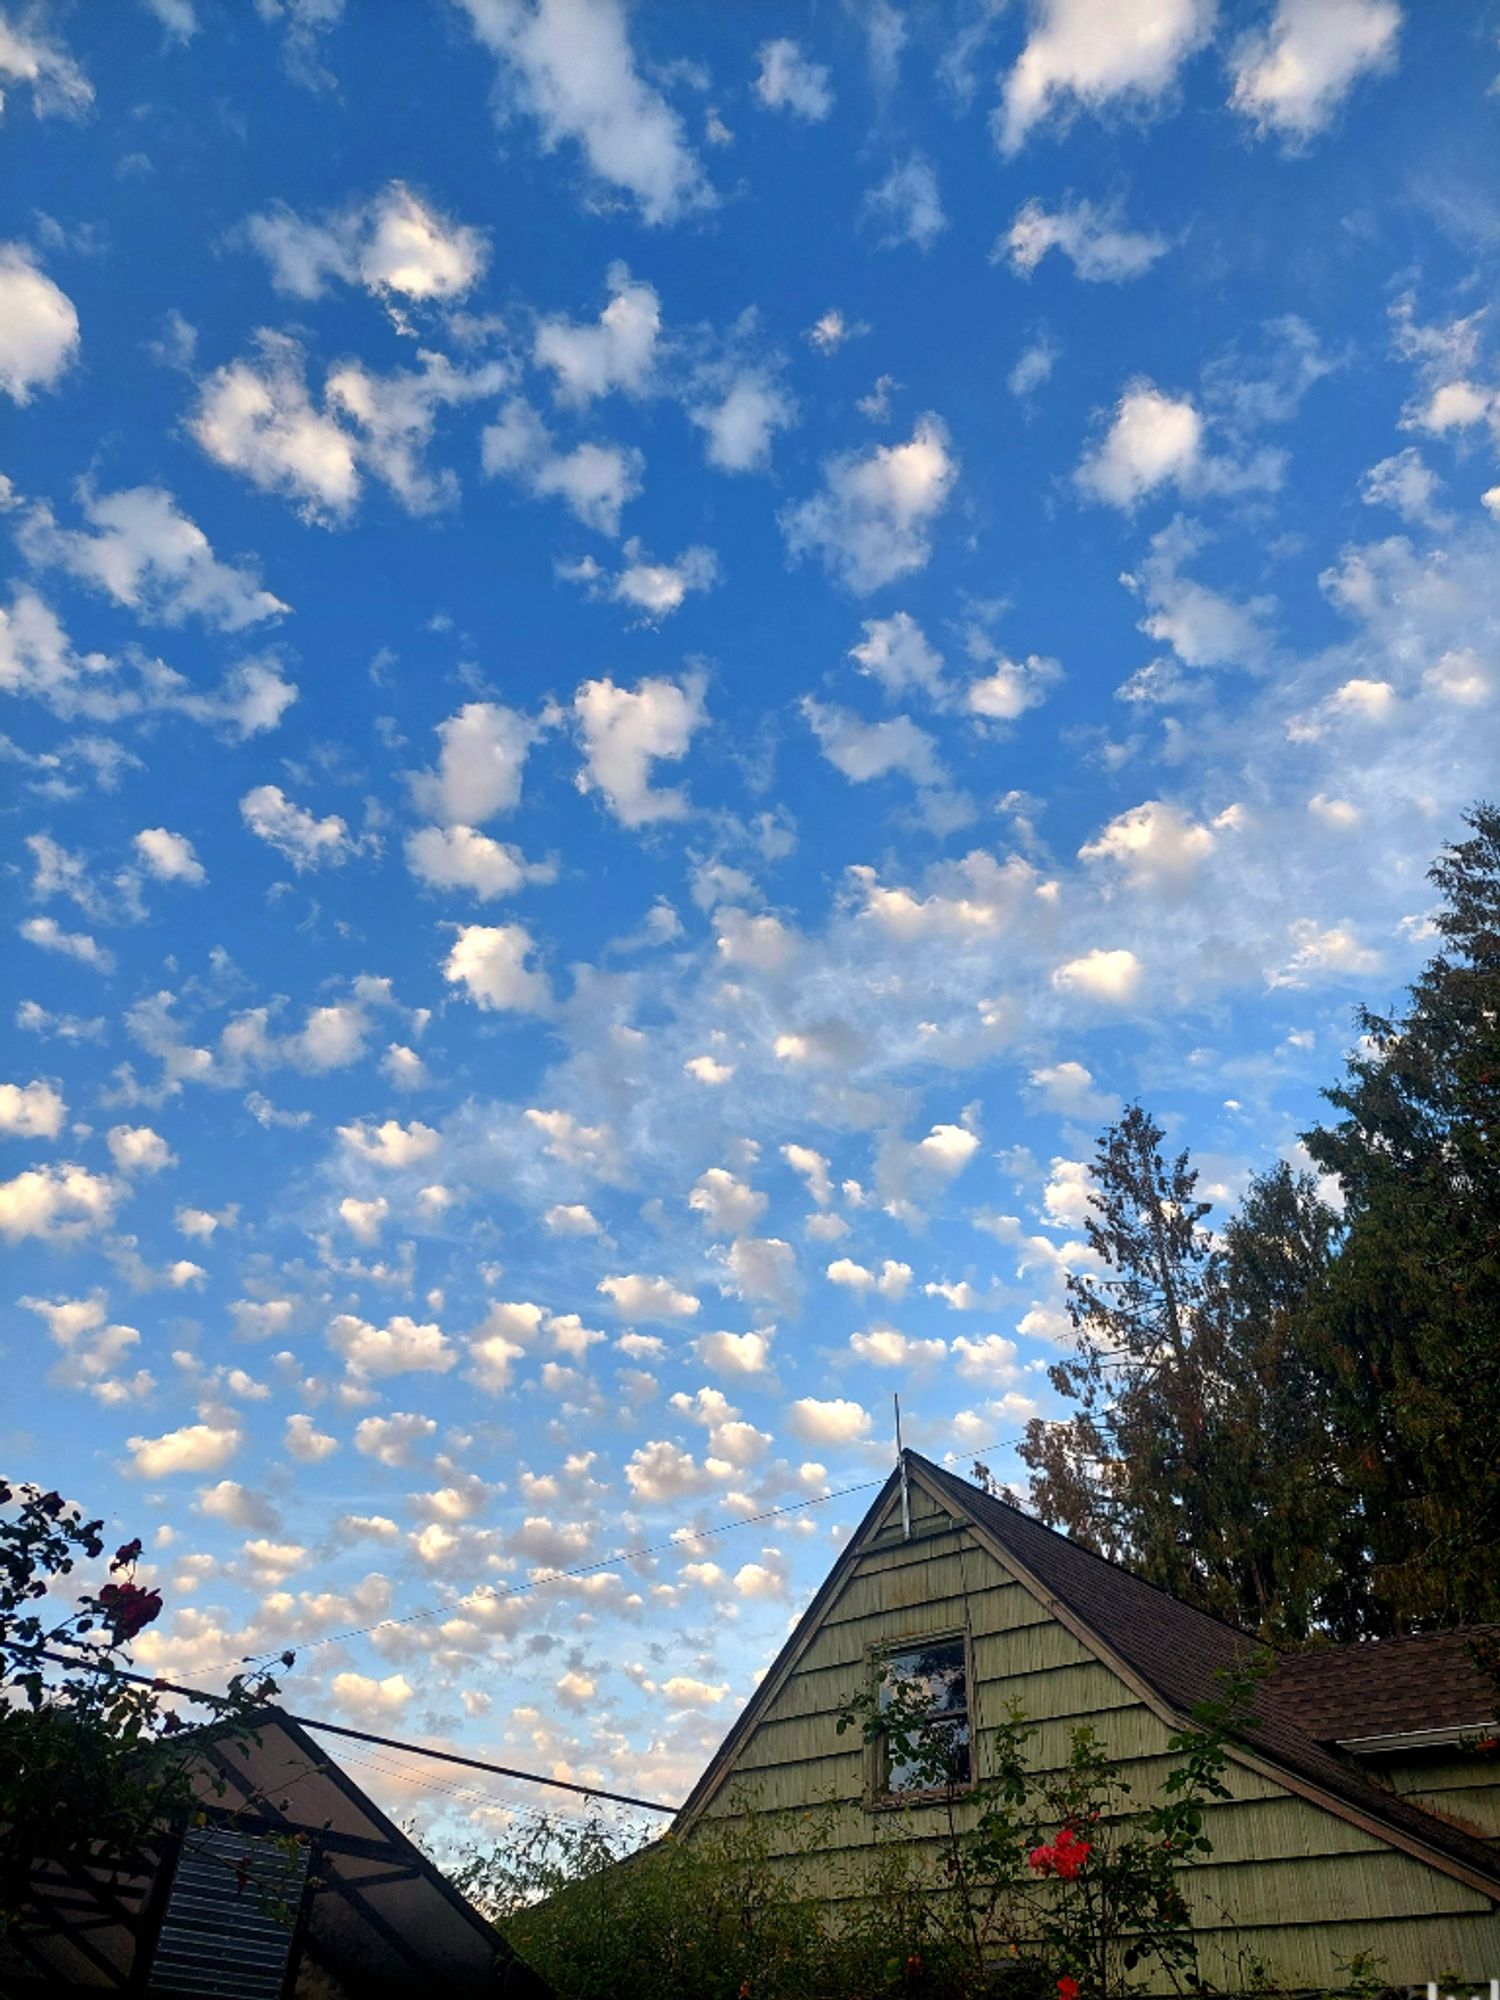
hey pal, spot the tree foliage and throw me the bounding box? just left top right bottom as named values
left=1021, top=804, right=1500, bottom=1641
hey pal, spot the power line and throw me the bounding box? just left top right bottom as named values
left=27, top=1649, right=680, bottom=1814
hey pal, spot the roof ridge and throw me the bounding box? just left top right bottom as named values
left=905, top=1449, right=1274, bottom=1657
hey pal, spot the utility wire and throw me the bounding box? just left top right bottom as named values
left=26, top=1648, right=680, bottom=1813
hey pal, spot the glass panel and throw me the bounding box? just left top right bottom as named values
left=879, top=1638, right=971, bottom=1792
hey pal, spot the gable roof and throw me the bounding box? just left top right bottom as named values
left=5, top=1706, right=550, bottom=1998
left=1267, top=1627, right=1500, bottom=1743
left=678, top=1452, right=1500, bottom=1903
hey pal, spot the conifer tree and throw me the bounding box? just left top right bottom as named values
left=1301, top=802, right=1500, bottom=1631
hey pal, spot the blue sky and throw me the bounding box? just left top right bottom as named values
left=4, top=0, right=1500, bottom=1835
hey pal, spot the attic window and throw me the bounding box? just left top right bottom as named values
left=876, top=1634, right=972, bottom=1797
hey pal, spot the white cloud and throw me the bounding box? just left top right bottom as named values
left=25, top=1291, right=145, bottom=1401
left=1359, top=447, right=1446, bottom=529
left=406, top=823, right=552, bottom=899
left=481, top=397, right=642, bottom=535
left=0, top=589, right=298, bottom=738
left=322, top=350, right=508, bottom=514
left=724, top=1235, right=798, bottom=1309
left=1052, top=948, right=1144, bottom=1002
left=688, top=1167, right=767, bottom=1236
left=190, top=332, right=359, bottom=523
left=1003, top=197, right=1169, bottom=281
left=534, top=260, right=660, bottom=404
left=1009, top=334, right=1059, bottom=400
left=16, top=916, right=106, bottom=972
left=863, top=153, right=947, bottom=251
left=338, top=1118, right=440, bottom=1168
left=966, top=651, right=1063, bottom=724
left=573, top=670, right=706, bottom=826
left=1079, top=799, right=1216, bottom=885
left=625, top=1438, right=713, bottom=1501
left=802, top=700, right=944, bottom=790
left=1424, top=648, right=1494, bottom=708
left=850, top=611, right=946, bottom=700
left=1270, top=919, right=1382, bottom=988
left=688, top=369, right=796, bottom=475
left=560, top=540, right=719, bottom=622
left=788, top=1396, right=872, bottom=1446
left=1231, top=0, right=1400, bottom=143
left=0, top=1079, right=65, bottom=1139
left=1123, top=521, right=1275, bottom=672
left=598, top=1272, right=700, bottom=1319
left=1076, top=383, right=1203, bottom=509
left=411, top=701, right=538, bottom=826
left=543, top=1201, right=601, bottom=1235
left=354, top=1411, right=438, bottom=1466
left=328, top=1311, right=456, bottom=1378
left=684, top=1054, right=734, bottom=1086
left=443, top=922, right=551, bottom=1012
left=106, top=1124, right=175, bottom=1175
left=661, top=1674, right=730, bottom=1707
left=0, top=15, right=93, bottom=120
left=1028, top=1060, right=1118, bottom=1121
left=753, top=38, right=833, bottom=120
left=197, top=1479, right=279, bottom=1530
left=995, top=0, right=1215, bottom=154
left=332, top=1671, right=414, bottom=1719
left=456, top=0, right=710, bottom=225
left=127, top=1422, right=240, bottom=1477
left=134, top=827, right=206, bottom=885
left=850, top=1324, right=947, bottom=1367
left=0, top=1161, right=117, bottom=1241
left=783, top=414, right=957, bottom=594
left=240, top=784, right=352, bottom=870
left=695, top=1329, right=773, bottom=1376
left=806, top=308, right=866, bottom=355
left=0, top=244, right=79, bottom=405
left=953, top=1334, right=1022, bottom=1383
left=20, top=485, right=289, bottom=632
left=245, top=180, right=487, bottom=300
left=782, top=1143, right=832, bottom=1207
left=525, top=1107, right=622, bottom=1178
left=827, top=1256, right=912, bottom=1299
left=285, top=1412, right=338, bottom=1462
left=338, top=1195, right=389, bottom=1243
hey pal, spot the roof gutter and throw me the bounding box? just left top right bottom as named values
left=1337, top=1721, right=1498, bottom=1756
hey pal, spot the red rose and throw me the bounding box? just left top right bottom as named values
left=97, top=1580, right=163, bottom=1642
left=111, top=1538, right=143, bottom=1572
left=1057, top=1979, right=1080, bottom=2000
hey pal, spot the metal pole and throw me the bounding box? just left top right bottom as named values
left=894, top=1393, right=911, bottom=1540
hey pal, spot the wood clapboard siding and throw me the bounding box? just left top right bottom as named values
left=694, top=1482, right=1500, bottom=1987
left=1381, top=1758, right=1500, bottom=1841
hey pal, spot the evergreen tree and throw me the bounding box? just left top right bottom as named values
left=1301, top=803, right=1500, bottom=1632
left=1019, top=1113, right=1340, bottom=1641
left=1019, top=1106, right=1222, bottom=1606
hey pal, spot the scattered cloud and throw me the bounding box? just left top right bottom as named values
left=0, top=243, right=80, bottom=404
left=1230, top=0, right=1400, bottom=144
left=753, top=38, right=833, bottom=121
left=1002, top=196, right=1169, bottom=282
left=455, top=0, right=711, bottom=225
left=782, top=414, right=958, bottom=593
left=995, top=0, right=1215, bottom=154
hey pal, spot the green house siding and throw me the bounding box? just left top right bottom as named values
left=692, top=1477, right=1500, bottom=1990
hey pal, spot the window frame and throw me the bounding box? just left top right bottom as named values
left=861, top=1623, right=977, bottom=1810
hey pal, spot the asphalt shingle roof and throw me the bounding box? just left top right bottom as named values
left=910, top=1453, right=1500, bottom=1891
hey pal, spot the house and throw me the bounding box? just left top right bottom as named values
left=677, top=1450, right=1500, bottom=1993
left=1, top=1706, right=550, bottom=1998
